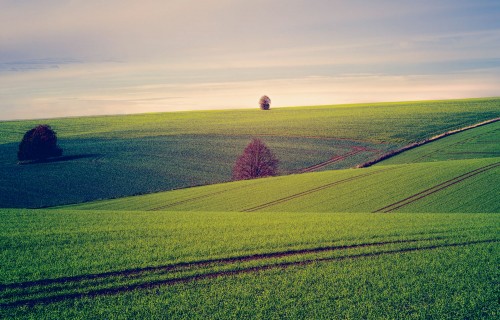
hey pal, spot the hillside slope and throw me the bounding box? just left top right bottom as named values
left=69, top=120, right=500, bottom=213
left=1, top=97, right=499, bottom=208
left=68, top=157, right=499, bottom=213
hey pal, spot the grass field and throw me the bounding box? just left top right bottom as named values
left=1, top=210, right=498, bottom=319
left=0, top=97, right=499, bottom=208
left=1, top=100, right=499, bottom=318
left=0, top=135, right=392, bottom=208
left=378, top=119, right=500, bottom=165
left=1, top=98, right=499, bottom=144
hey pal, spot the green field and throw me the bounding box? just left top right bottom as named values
left=1, top=98, right=499, bottom=144
left=67, top=157, right=500, bottom=213
left=1, top=99, right=499, bottom=319
left=378, top=119, right=500, bottom=165
left=1, top=97, right=499, bottom=208
left=1, top=210, right=498, bottom=319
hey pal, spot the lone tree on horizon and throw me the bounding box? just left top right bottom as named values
left=259, top=95, right=271, bottom=110
left=233, top=138, right=278, bottom=180
left=18, top=125, right=63, bottom=162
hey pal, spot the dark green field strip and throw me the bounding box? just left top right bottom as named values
left=373, top=162, right=500, bottom=213
left=1, top=238, right=496, bottom=308
left=1, top=134, right=386, bottom=208
left=242, top=167, right=397, bottom=212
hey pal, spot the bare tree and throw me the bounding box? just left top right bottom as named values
left=259, top=95, right=271, bottom=110
left=233, top=138, right=278, bottom=180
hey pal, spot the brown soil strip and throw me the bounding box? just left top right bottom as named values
left=1, top=239, right=496, bottom=308
left=373, top=162, right=500, bottom=213
left=242, top=167, right=396, bottom=212
left=357, top=117, right=500, bottom=168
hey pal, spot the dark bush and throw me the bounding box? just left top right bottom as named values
left=259, top=95, right=271, bottom=110
left=18, top=125, right=63, bottom=161
left=233, top=138, right=278, bottom=180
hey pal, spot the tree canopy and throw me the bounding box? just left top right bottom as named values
left=259, top=95, right=271, bottom=110
left=233, top=138, right=278, bottom=180
left=18, top=125, right=63, bottom=161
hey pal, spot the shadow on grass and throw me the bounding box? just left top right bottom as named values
left=17, top=154, right=103, bottom=165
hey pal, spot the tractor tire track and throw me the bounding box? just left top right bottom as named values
left=148, top=179, right=270, bottom=211
left=0, top=237, right=426, bottom=291
left=373, top=162, right=500, bottom=213
left=299, top=146, right=370, bottom=173
left=242, top=167, right=397, bottom=212
left=1, top=239, right=496, bottom=308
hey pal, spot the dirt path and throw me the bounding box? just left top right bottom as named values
left=373, top=162, right=500, bottom=213
left=1, top=238, right=496, bottom=307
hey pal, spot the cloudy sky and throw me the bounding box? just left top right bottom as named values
left=1, top=0, right=499, bottom=120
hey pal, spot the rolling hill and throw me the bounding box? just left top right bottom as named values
left=1, top=99, right=499, bottom=319
left=0, top=97, right=499, bottom=208
left=68, top=120, right=500, bottom=213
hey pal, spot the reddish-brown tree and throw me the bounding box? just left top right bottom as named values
left=18, top=125, right=63, bottom=161
left=259, top=95, right=271, bottom=110
left=233, top=138, right=278, bottom=180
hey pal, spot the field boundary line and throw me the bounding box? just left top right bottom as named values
left=373, top=162, right=500, bottom=213
left=242, top=167, right=397, bottom=212
left=357, top=117, right=500, bottom=168
left=1, top=239, right=497, bottom=308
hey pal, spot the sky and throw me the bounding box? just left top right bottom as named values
left=1, top=0, right=499, bottom=120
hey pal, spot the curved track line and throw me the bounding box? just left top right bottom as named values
left=148, top=179, right=270, bottom=211
left=1, top=239, right=496, bottom=307
left=300, top=146, right=370, bottom=173
left=373, top=162, right=500, bottom=213
left=242, top=167, right=396, bottom=212
left=0, top=237, right=428, bottom=291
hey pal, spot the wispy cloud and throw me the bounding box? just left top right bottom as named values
left=0, top=0, right=499, bottom=120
